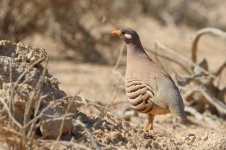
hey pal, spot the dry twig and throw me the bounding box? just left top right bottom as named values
left=75, top=119, right=100, bottom=150
left=183, top=85, right=226, bottom=115
left=185, top=106, right=220, bottom=130
left=22, top=96, right=71, bottom=130
left=0, top=98, right=22, bottom=128
left=191, top=27, right=226, bottom=66
left=145, top=46, right=190, bottom=74
left=26, top=59, right=48, bottom=137
left=10, top=57, right=46, bottom=124
left=154, top=41, right=226, bottom=86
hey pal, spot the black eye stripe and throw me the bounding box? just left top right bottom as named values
left=122, top=31, right=125, bottom=34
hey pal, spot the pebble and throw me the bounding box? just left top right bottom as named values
left=144, top=140, right=153, bottom=148
left=131, top=143, right=137, bottom=149
left=202, top=134, right=208, bottom=141
left=122, top=121, right=130, bottom=129
left=187, top=133, right=196, bottom=137
left=189, top=136, right=196, bottom=142
left=152, top=142, right=160, bottom=149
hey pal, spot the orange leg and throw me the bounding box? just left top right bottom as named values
left=145, top=114, right=155, bottom=130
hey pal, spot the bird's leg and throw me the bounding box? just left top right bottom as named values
left=145, top=114, right=155, bottom=130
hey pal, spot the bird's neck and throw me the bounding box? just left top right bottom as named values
left=126, top=41, right=151, bottom=61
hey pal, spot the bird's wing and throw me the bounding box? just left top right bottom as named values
left=152, top=73, right=182, bottom=108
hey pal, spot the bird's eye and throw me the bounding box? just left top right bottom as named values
left=124, top=33, right=132, bottom=39
left=121, top=31, right=125, bottom=34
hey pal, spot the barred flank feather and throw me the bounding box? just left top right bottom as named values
left=126, top=78, right=154, bottom=113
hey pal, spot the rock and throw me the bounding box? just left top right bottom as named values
left=187, top=133, right=196, bottom=137
left=144, top=140, right=153, bottom=148
left=202, top=134, right=208, bottom=141
left=40, top=99, right=77, bottom=139
left=152, top=141, right=160, bottom=149
left=189, top=136, right=196, bottom=143
left=110, top=131, right=125, bottom=144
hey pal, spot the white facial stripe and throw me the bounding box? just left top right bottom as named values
left=124, top=33, right=132, bottom=39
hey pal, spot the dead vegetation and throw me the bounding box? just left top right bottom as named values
left=0, top=40, right=76, bottom=148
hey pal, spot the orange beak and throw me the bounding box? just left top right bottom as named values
left=112, top=30, right=122, bottom=36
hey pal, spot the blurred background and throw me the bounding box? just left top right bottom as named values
left=1, top=0, right=226, bottom=62
left=1, top=0, right=226, bottom=112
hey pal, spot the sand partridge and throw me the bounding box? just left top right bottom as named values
left=112, top=27, right=188, bottom=129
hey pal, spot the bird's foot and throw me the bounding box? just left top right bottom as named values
left=144, top=114, right=154, bottom=130
left=144, top=122, right=153, bottom=130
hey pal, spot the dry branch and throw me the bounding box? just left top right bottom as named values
left=26, top=59, right=48, bottom=137
left=75, top=119, right=100, bottom=150
left=0, top=126, right=24, bottom=138
left=10, top=57, right=46, bottom=114
left=74, top=96, right=121, bottom=123
left=145, top=46, right=190, bottom=74
left=185, top=106, right=219, bottom=130
left=113, top=43, right=125, bottom=71
left=9, top=59, right=15, bottom=120
left=215, top=60, right=226, bottom=76
left=191, top=27, right=226, bottom=69
left=112, top=43, right=125, bottom=80
left=177, top=59, right=208, bottom=86
left=184, top=85, right=226, bottom=115
left=22, top=96, right=71, bottom=130
left=199, top=86, right=226, bottom=114
left=177, top=73, right=203, bottom=87
left=154, top=41, right=226, bottom=86
left=0, top=98, right=22, bottom=128
left=55, top=98, right=76, bottom=141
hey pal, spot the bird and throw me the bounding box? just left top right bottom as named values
left=112, top=27, right=188, bottom=130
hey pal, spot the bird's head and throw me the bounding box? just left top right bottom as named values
left=112, top=28, right=140, bottom=44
